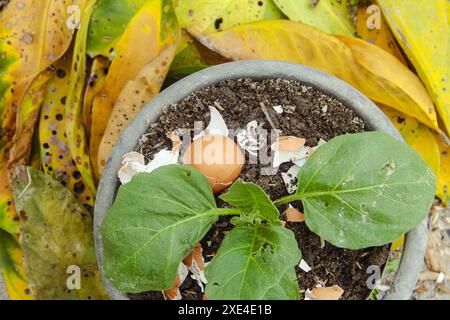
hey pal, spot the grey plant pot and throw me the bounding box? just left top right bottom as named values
left=94, top=60, right=428, bottom=301
left=0, top=273, right=8, bottom=300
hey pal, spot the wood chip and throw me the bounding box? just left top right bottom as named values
left=260, top=102, right=277, bottom=129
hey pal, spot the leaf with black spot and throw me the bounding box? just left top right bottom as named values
left=12, top=167, right=107, bottom=300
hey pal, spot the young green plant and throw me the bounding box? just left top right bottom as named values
left=100, top=165, right=300, bottom=299
left=100, top=131, right=436, bottom=299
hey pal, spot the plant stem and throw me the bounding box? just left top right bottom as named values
left=209, top=208, right=241, bottom=217
left=274, top=194, right=301, bottom=206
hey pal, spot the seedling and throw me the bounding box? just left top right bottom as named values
left=100, top=131, right=436, bottom=299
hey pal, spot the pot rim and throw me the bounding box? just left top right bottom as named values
left=93, top=60, right=428, bottom=300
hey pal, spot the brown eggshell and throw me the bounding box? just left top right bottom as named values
left=183, top=135, right=244, bottom=193
left=285, top=207, right=305, bottom=222
left=274, top=136, right=306, bottom=152
left=311, top=285, right=344, bottom=300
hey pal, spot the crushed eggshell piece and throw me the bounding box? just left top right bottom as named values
left=163, top=263, right=189, bottom=300
left=281, top=165, right=301, bottom=194
left=144, top=149, right=179, bottom=173
left=237, top=120, right=262, bottom=156
left=285, top=205, right=305, bottom=222
left=183, top=243, right=208, bottom=292
left=167, top=132, right=182, bottom=152
left=118, top=152, right=147, bottom=184
left=272, top=136, right=309, bottom=168
left=312, top=139, right=327, bottom=153
left=205, top=106, right=229, bottom=137
left=273, top=147, right=308, bottom=168
left=273, top=105, right=284, bottom=114
left=163, top=275, right=182, bottom=300
left=278, top=139, right=328, bottom=190
left=183, top=243, right=206, bottom=270
left=274, top=136, right=306, bottom=152
left=118, top=148, right=179, bottom=184
left=309, top=285, right=345, bottom=300
left=299, top=259, right=312, bottom=272
left=436, top=272, right=445, bottom=284
left=304, top=289, right=315, bottom=300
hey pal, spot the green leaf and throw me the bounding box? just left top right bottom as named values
left=295, top=132, right=436, bottom=249
left=220, top=180, right=280, bottom=224
left=87, top=0, right=177, bottom=58
left=87, top=0, right=150, bottom=57
left=11, top=167, right=107, bottom=300
left=205, top=223, right=300, bottom=300
left=100, top=165, right=223, bottom=293
left=166, top=31, right=228, bottom=85
left=273, top=0, right=355, bottom=36
left=175, top=0, right=284, bottom=33
left=263, top=268, right=299, bottom=300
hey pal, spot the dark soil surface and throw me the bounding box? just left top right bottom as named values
left=129, top=78, right=389, bottom=300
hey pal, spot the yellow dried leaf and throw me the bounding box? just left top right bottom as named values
left=436, top=134, right=449, bottom=206
left=382, top=106, right=440, bottom=177
left=98, top=43, right=178, bottom=173
left=0, top=72, right=50, bottom=235
left=90, top=0, right=179, bottom=179
left=273, top=0, right=355, bottom=36
left=391, top=235, right=404, bottom=251
left=83, top=56, right=109, bottom=138
left=175, top=0, right=284, bottom=33
left=12, top=167, right=108, bottom=300
left=65, top=0, right=97, bottom=196
left=190, top=20, right=439, bottom=131
left=378, top=0, right=450, bottom=136
left=0, top=0, right=81, bottom=235
left=0, top=230, right=33, bottom=300
left=356, top=2, right=406, bottom=64
left=7, top=72, right=51, bottom=174
left=39, top=53, right=95, bottom=208
left=0, top=0, right=78, bottom=139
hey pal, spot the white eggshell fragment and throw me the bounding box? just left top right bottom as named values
left=237, top=120, right=263, bottom=156
left=281, top=165, right=301, bottom=194
left=118, top=152, right=147, bottom=184
left=205, top=106, right=229, bottom=137
left=299, top=259, right=312, bottom=273
left=145, top=149, right=179, bottom=173
left=118, top=149, right=179, bottom=185
left=273, top=105, right=284, bottom=114
left=271, top=136, right=308, bottom=167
